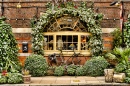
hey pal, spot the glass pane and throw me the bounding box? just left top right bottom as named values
left=68, top=35, right=72, bottom=42
left=81, top=35, right=90, bottom=50
left=48, top=35, right=53, bottom=50
left=56, top=35, right=63, bottom=50
left=43, top=36, right=48, bottom=50
left=56, top=35, right=78, bottom=50
left=43, top=35, right=53, bottom=50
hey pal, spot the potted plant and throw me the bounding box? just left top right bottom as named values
left=22, top=69, right=31, bottom=84
left=24, top=54, right=48, bottom=77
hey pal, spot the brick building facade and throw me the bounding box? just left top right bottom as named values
left=0, top=0, right=130, bottom=65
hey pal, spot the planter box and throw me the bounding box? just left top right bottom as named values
left=23, top=75, right=31, bottom=84
left=104, top=69, right=114, bottom=82
left=113, top=73, right=125, bottom=83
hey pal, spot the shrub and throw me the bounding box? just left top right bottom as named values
left=54, top=66, right=65, bottom=76
left=75, top=66, right=85, bottom=76
left=111, top=28, right=122, bottom=48
left=66, top=64, right=78, bottom=76
left=0, top=74, right=7, bottom=84
left=24, top=54, right=48, bottom=76
left=7, top=73, right=23, bottom=84
left=115, top=62, right=127, bottom=73
left=125, top=77, right=130, bottom=83
left=125, top=69, right=130, bottom=77
left=83, top=56, right=109, bottom=76
left=0, top=17, right=21, bottom=73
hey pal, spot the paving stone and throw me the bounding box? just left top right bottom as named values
left=55, top=80, right=70, bottom=84
left=85, top=77, right=98, bottom=81
left=31, top=80, right=41, bottom=84
left=95, top=76, right=105, bottom=80
left=0, top=84, right=29, bottom=86
left=40, top=80, right=56, bottom=84
left=71, top=79, right=86, bottom=84
left=1, top=76, right=130, bottom=86
left=86, top=81, right=100, bottom=84
left=99, top=81, right=106, bottom=83
left=57, top=77, right=71, bottom=80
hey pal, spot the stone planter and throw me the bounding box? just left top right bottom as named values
left=23, top=75, right=31, bottom=84
left=104, top=69, right=114, bottom=82
left=113, top=73, right=126, bottom=83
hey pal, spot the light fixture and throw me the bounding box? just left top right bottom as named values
left=110, top=0, right=121, bottom=6
left=17, top=0, right=21, bottom=8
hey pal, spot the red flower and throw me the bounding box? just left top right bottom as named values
left=74, top=6, right=78, bottom=9
left=58, top=5, right=60, bottom=8
left=2, top=70, right=7, bottom=76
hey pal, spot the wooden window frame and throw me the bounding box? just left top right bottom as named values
left=43, top=31, right=91, bottom=56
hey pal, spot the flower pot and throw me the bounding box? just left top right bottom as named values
left=23, top=75, right=31, bottom=84
left=104, top=69, right=114, bottom=82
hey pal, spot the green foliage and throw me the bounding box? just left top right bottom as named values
left=66, top=64, right=78, bottom=76
left=105, top=52, right=117, bottom=60
left=104, top=52, right=118, bottom=66
left=0, top=17, right=20, bottom=72
left=125, top=77, right=130, bottom=83
left=83, top=56, right=109, bottom=76
left=115, top=62, right=127, bottom=73
left=32, top=1, right=103, bottom=56
left=0, top=74, right=7, bottom=84
left=124, top=17, right=130, bottom=48
left=75, top=66, right=85, bottom=76
left=0, top=73, right=23, bottom=84
left=7, top=73, right=23, bottom=84
left=67, top=67, right=75, bottom=76
left=111, top=28, right=122, bottom=48
left=54, top=66, right=65, bottom=76
left=113, top=47, right=130, bottom=66
left=24, top=54, right=48, bottom=76
left=125, top=69, right=130, bottom=77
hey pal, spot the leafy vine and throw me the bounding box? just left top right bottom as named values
left=32, top=1, right=103, bottom=56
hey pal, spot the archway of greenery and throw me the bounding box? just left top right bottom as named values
left=32, top=1, right=103, bottom=56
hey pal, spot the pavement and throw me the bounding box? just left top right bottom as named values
left=1, top=76, right=129, bottom=86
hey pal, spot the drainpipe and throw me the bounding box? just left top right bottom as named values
left=120, top=1, right=125, bottom=47
left=120, top=1, right=124, bottom=31
left=1, top=0, right=4, bottom=16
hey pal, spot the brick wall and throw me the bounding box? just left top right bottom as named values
left=0, top=0, right=130, bottom=65
left=0, top=0, right=130, bottom=28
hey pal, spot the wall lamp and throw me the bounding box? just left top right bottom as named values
left=110, top=0, right=121, bottom=6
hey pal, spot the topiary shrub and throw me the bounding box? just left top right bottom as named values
left=66, top=64, right=78, bottom=76
left=24, top=54, right=48, bottom=76
left=75, top=66, right=85, bottom=76
left=7, top=73, right=23, bottom=84
left=54, top=66, right=65, bottom=76
left=83, top=56, right=109, bottom=76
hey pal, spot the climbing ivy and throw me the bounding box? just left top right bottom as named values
left=32, top=1, right=103, bottom=56
left=124, top=17, right=130, bottom=48
left=0, top=17, right=21, bottom=72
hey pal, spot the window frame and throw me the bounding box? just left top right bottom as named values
left=43, top=31, right=91, bottom=56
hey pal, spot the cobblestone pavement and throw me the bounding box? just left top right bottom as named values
left=0, top=76, right=129, bottom=86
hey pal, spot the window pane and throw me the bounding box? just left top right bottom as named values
left=43, top=35, right=53, bottom=50
left=81, top=35, right=90, bottom=50
left=56, top=35, right=63, bottom=50
left=56, top=35, right=78, bottom=50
